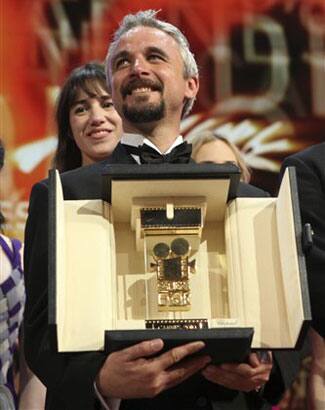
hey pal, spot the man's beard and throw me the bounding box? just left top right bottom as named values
left=123, top=100, right=165, bottom=123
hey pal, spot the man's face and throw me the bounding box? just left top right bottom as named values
left=108, top=26, right=198, bottom=126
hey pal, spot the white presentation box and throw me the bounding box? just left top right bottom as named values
left=48, top=163, right=311, bottom=363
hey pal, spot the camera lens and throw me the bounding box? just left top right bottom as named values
left=171, top=238, right=190, bottom=256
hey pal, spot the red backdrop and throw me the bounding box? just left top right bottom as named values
left=1, top=0, right=325, bottom=240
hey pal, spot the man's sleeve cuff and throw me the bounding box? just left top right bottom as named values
left=93, top=382, right=121, bottom=410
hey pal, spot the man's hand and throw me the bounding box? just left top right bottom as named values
left=97, top=338, right=211, bottom=399
left=202, top=351, right=273, bottom=392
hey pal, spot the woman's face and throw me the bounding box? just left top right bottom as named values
left=69, top=85, right=123, bottom=165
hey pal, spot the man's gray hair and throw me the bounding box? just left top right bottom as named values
left=106, top=9, right=199, bottom=118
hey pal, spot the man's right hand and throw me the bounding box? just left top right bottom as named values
left=96, top=339, right=210, bottom=399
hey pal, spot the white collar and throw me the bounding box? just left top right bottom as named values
left=121, top=133, right=184, bottom=155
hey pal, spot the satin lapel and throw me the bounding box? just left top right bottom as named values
left=108, top=143, right=137, bottom=164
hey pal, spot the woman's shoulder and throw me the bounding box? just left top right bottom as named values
left=0, top=234, right=23, bottom=277
left=0, top=233, right=22, bottom=252
left=0, top=233, right=12, bottom=247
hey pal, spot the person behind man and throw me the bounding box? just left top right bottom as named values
left=53, top=62, right=122, bottom=172
left=24, top=10, right=302, bottom=410
left=191, top=132, right=251, bottom=183
left=0, top=139, right=46, bottom=410
left=281, top=144, right=325, bottom=410
left=0, top=139, right=22, bottom=410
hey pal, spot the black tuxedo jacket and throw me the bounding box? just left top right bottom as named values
left=24, top=143, right=302, bottom=410
left=281, top=143, right=325, bottom=338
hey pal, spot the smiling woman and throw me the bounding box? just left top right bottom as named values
left=53, top=62, right=123, bottom=172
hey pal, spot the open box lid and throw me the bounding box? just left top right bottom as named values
left=103, top=163, right=241, bottom=199
left=224, top=167, right=311, bottom=349
left=103, top=163, right=241, bottom=222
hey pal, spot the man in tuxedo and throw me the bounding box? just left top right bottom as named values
left=24, top=10, right=302, bottom=410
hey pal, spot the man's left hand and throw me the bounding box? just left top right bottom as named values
left=201, top=352, right=273, bottom=392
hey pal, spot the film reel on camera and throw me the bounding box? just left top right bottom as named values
left=151, top=238, right=196, bottom=311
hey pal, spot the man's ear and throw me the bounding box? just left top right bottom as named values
left=185, top=76, right=199, bottom=99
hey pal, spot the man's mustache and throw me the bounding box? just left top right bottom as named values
left=121, top=79, right=163, bottom=99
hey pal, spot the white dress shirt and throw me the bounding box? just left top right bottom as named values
left=95, top=133, right=184, bottom=409
left=121, top=133, right=184, bottom=163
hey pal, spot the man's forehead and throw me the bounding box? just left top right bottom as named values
left=112, top=26, right=180, bottom=55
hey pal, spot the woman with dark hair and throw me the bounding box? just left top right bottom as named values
left=53, top=62, right=122, bottom=172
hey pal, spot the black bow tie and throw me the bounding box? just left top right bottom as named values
left=138, top=142, right=192, bottom=164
